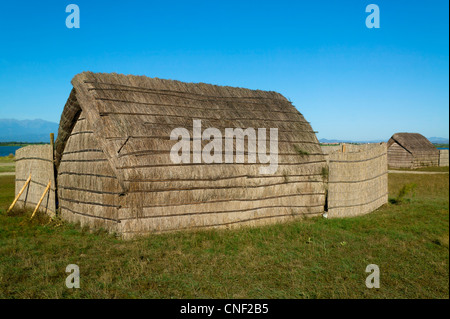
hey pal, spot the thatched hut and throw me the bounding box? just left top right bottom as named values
left=387, top=133, right=439, bottom=168
left=54, top=72, right=327, bottom=238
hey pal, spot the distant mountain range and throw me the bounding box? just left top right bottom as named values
left=0, top=119, right=59, bottom=143
left=319, top=138, right=385, bottom=144
left=428, top=137, right=450, bottom=144
left=0, top=118, right=448, bottom=145
left=319, top=137, right=449, bottom=144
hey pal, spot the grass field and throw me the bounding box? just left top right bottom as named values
left=389, top=166, right=449, bottom=173
left=0, top=156, right=15, bottom=173
left=0, top=156, right=15, bottom=163
left=0, top=172, right=448, bottom=299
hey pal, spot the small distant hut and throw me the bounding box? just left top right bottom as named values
left=387, top=133, right=439, bottom=168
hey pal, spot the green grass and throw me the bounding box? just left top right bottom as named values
left=0, top=142, right=46, bottom=147
left=0, top=166, right=15, bottom=173
left=0, top=155, right=15, bottom=163
left=0, top=156, right=15, bottom=173
left=0, top=175, right=15, bottom=208
left=389, top=166, right=449, bottom=172
left=0, top=173, right=448, bottom=299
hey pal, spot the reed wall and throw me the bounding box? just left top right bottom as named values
left=321, top=145, right=342, bottom=165
left=325, top=143, right=388, bottom=218
left=439, top=149, right=449, bottom=167
left=14, top=145, right=56, bottom=216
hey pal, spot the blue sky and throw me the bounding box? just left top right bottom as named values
left=0, top=0, right=448, bottom=140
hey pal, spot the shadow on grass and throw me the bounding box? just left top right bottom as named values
left=389, top=183, right=417, bottom=205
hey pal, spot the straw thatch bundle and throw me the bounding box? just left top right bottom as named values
left=387, top=133, right=439, bottom=168
left=55, top=72, right=326, bottom=238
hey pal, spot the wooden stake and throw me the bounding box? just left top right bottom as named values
left=50, top=133, right=55, bottom=162
left=30, top=180, right=51, bottom=220
left=7, top=174, right=31, bottom=213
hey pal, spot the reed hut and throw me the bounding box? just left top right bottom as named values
left=387, top=133, right=439, bottom=168
left=54, top=72, right=327, bottom=238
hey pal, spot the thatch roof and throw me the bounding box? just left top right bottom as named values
left=55, top=72, right=324, bottom=194
left=387, top=133, right=438, bottom=155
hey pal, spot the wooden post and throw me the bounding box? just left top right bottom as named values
left=30, top=180, right=51, bottom=220
left=7, top=175, right=31, bottom=213
left=342, top=143, right=346, bottom=153
left=50, top=133, right=55, bottom=162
